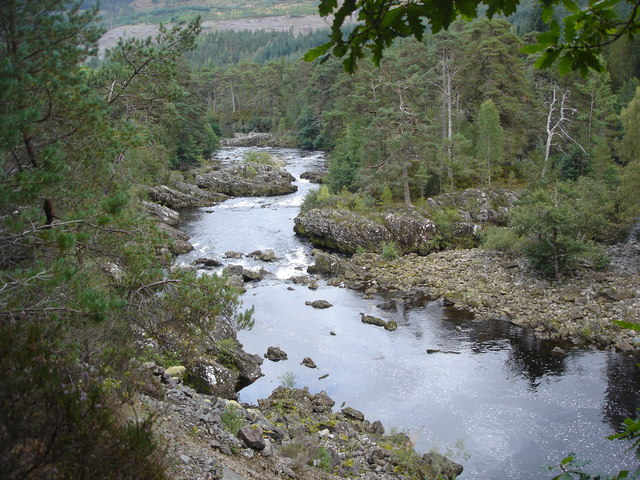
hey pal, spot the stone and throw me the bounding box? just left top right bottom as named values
left=179, top=454, right=190, bottom=464
left=164, top=365, right=186, bottom=380
left=195, top=257, right=222, bottom=267
left=426, top=349, right=441, bottom=354
left=237, top=425, right=266, bottom=451
left=341, top=407, right=365, bottom=421
left=265, top=346, right=288, bottom=362
left=369, top=420, right=385, bottom=435
left=422, top=452, right=464, bottom=478
left=361, top=314, right=386, bottom=327
left=301, top=357, right=317, bottom=369
left=305, top=300, right=333, bottom=309
left=225, top=251, right=244, bottom=259
left=241, top=268, right=263, bottom=282
left=142, top=201, right=180, bottom=226
left=300, top=170, right=326, bottom=183
left=551, top=346, right=565, bottom=354
left=384, top=320, right=398, bottom=331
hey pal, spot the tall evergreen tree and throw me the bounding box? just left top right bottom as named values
left=476, top=99, right=505, bottom=186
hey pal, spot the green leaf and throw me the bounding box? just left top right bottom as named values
left=318, top=0, right=338, bottom=17
left=303, top=42, right=332, bottom=62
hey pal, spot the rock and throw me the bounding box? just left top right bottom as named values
left=221, top=132, right=274, bottom=147
left=164, top=365, right=186, bottom=380
left=147, top=184, right=226, bottom=209
left=173, top=182, right=228, bottom=205
left=301, top=357, right=317, bottom=369
left=551, top=346, right=565, bottom=354
left=307, top=250, right=350, bottom=276
left=223, top=264, right=243, bottom=276
left=300, top=170, right=326, bottom=183
left=426, top=349, right=441, bottom=354
left=250, top=249, right=276, bottom=262
left=196, top=163, right=297, bottom=197
left=361, top=314, right=386, bottom=327
left=179, top=454, right=191, bottom=464
left=341, top=407, right=365, bottom=421
left=142, top=200, right=180, bottom=226
left=422, top=451, right=464, bottom=478
left=319, top=373, right=330, bottom=380
left=308, top=281, right=319, bottom=290
left=260, top=249, right=276, bottom=262
left=156, top=222, right=193, bottom=255
left=225, top=251, right=244, bottom=259
left=295, top=208, right=394, bottom=254
left=185, top=359, right=245, bottom=399
left=305, top=300, right=333, bottom=309
left=242, top=268, right=263, bottom=282
left=195, top=257, right=222, bottom=267
left=265, top=346, right=288, bottom=362
left=384, top=320, right=398, bottom=331
left=237, top=425, right=266, bottom=451
left=369, top=420, right=385, bottom=435
left=233, top=350, right=264, bottom=390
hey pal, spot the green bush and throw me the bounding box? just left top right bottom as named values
left=221, top=405, right=247, bottom=435
left=381, top=241, right=399, bottom=260
left=481, top=226, right=524, bottom=255
left=510, top=180, right=614, bottom=278
left=244, top=150, right=275, bottom=165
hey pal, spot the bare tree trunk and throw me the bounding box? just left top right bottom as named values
left=230, top=83, right=236, bottom=113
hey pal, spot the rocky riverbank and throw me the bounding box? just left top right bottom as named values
left=307, top=243, right=640, bottom=350
left=133, top=363, right=463, bottom=480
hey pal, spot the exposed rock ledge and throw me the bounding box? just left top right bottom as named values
left=294, top=189, right=517, bottom=255
left=196, top=163, right=297, bottom=197
left=221, top=132, right=276, bottom=147
left=308, top=244, right=640, bottom=350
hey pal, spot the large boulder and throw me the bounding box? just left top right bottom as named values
left=196, top=163, right=297, bottom=197
left=147, top=184, right=227, bottom=209
left=156, top=222, right=193, bottom=255
left=294, top=208, right=394, bottom=254
left=294, top=207, right=435, bottom=255
left=142, top=200, right=180, bottom=226
left=220, top=132, right=274, bottom=147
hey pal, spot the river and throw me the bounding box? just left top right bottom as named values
left=177, top=147, right=640, bottom=479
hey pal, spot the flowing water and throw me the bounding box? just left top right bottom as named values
left=177, top=147, right=640, bottom=479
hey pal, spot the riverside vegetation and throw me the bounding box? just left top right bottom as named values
left=2, top=0, right=640, bottom=479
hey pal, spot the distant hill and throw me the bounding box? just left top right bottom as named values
left=92, top=0, right=318, bottom=27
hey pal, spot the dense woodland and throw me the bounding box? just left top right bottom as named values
left=185, top=17, right=640, bottom=277
left=1, top=0, right=640, bottom=478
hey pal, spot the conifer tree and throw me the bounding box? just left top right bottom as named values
left=476, top=99, right=505, bottom=186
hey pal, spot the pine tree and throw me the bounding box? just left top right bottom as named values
left=476, top=99, right=505, bottom=186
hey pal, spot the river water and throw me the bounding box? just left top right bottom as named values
left=177, top=147, right=640, bottom=479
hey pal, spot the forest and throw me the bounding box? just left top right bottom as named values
left=1, top=0, right=640, bottom=478
left=185, top=14, right=640, bottom=277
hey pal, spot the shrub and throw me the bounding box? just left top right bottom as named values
left=244, top=151, right=275, bottom=165
left=381, top=242, right=399, bottom=260
left=221, top=405, right=247, bottom=435
left=481, top=226, right=523, bottom=256
left=278, top=371, right=297, bottom=389
left=380, top=184, right=394, bottom=208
